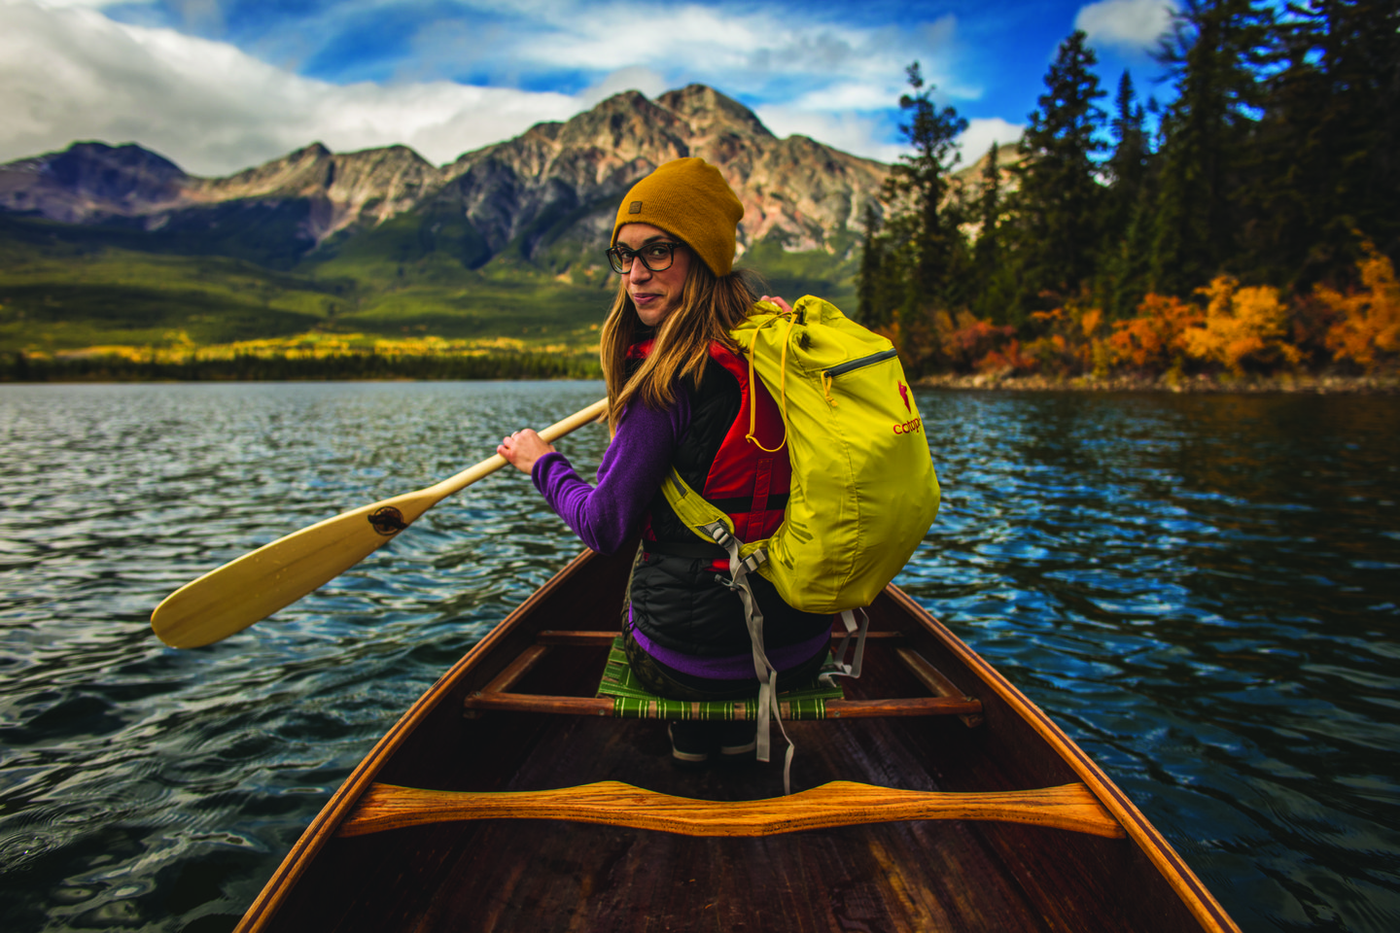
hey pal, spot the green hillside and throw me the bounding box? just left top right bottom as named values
left=0, top=215, right=338, bottom=352
left=0, top=213, right=611, bottom=354
left=0, top=209, right=858, bottom=378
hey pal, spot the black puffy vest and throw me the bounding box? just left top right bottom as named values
left=628, top=343, right=831, bottom=659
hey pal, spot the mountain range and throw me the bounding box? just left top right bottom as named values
left=0, top=84, right=1010, bottom=359
left=0, top=85, right=890, bottom=267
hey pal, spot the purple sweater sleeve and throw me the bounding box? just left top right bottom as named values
left=530, top=393, right=691, bottom=555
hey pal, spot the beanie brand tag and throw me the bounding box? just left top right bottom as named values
left=628, top=201, right=643, bottom=214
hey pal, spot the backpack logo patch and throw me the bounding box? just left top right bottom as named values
left=897, top=380, right=911, bottom=412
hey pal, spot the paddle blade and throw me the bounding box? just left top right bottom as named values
left=152, top=398, right=607, bottom=649
left=151, top=489, right=435, bottom=648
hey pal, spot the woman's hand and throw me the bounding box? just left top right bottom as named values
left=497, top=429, right=556, bottom=475
left=760, top=294, right=793, bottom=314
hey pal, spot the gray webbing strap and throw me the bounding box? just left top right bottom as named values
left=701, top=521, right=796, bottom=796
left=820, top=608, right=870, bottom=686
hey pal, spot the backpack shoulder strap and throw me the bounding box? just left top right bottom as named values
left=659, top=468, right=765, bottom=573
left=659, top=468, right=802, bottom=792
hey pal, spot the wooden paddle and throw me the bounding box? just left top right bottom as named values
left=151, top=398, right=608, bottom=649
left=338, top=780, right=1126, bottom=839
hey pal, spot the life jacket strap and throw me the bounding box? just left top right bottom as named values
left=643, top=539, right=729, bottom=560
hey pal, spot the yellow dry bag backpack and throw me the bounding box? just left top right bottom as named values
left=660, top=295, right=941, bottom=789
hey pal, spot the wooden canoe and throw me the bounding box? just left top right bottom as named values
left=234, top=547, right=1240, bottom=932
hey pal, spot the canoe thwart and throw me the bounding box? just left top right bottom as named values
left=464, top=637, right=982, bottom=720
left=533, top=629, right=907, bottom=646
left=338, top=779, right=1126, bottom=839
left=483, top=644, right=551, bottom=694
left=535, top=630, right=623, bottom=646
left=897, top=648, right=984, bottom=727
left=461, top=644, right=558, bottom=719
left=461, top=692, right=981, bottom=718
left=463, top=693, right=616, bottom=716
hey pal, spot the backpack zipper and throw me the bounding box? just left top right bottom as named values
left=823, top=347, right=898, bottom=378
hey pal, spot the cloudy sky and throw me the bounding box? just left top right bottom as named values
left=0, top=0, right=1179, bottom=177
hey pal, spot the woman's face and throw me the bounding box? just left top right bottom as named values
left=616, top=223, right=692, bottom=328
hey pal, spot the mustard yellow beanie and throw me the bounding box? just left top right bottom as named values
left=611, top=158, right=744, bottom=277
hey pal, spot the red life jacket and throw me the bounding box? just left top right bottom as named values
left=630, top=339, right=791, bottom=555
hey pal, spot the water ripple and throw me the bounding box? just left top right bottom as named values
left=1, top=383, right=1397, bottom=931
left=907, top=389, right=1400, bottom=932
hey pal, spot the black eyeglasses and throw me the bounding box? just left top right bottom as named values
left=606, top=241, right=684, bottom=274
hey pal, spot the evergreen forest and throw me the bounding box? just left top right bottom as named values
left=859, top=0, right=1400, bottom=383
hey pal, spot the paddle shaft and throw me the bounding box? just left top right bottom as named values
left=151, top=398, right=608, bottom=649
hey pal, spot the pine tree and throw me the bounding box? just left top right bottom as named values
left=974, top=143, right=1002, bottom=275
left=1150, top=0, right=1272, bottom=297
left=1100, top=71, right=1154, bottom=319
left=1310, top=0, right=1400, bottom=264
left=1105, top=72, right=1149, bottom=243
left=1243, top=0, right=1400, bottom=288
left=972, top=142, right=1003, bottom=318
left=1239, top=10, right=1332, bottom=288
left=1004, top=30, right=1107, bottom=321
left=882, top=61, right=968, bottom=310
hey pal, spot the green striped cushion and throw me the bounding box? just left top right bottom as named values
left=597, top=635, right=843, bottom=720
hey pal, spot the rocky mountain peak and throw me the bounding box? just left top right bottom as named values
left=46, top=142, right=186, bottom=189
left=181, top=141, right=439, bottom=239
left=553, top=91, right=693, bottom=162
left=0, top=141, right=188, bottom=223
left=429, top=84, right=888, bottom=262
left=657, top=84, right=774, bottom=141
left=197, top=142, right=335, bottom=199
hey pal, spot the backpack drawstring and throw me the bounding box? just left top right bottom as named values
left=745, top=314, right=796, bottom=453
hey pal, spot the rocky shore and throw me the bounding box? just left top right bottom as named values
left=916, top=371, right=1400, bottom=394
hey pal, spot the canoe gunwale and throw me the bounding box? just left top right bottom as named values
left=234, top=548, right=1240, bottom=933
left=880, top=585, right=1241, bottom=933
left=234, top=547, right=605, bottom=933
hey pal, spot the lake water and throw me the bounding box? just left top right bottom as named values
left=0, top=381, right=1396, bottom=932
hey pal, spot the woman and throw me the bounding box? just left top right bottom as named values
left=497, top=157, right=832, bottom=765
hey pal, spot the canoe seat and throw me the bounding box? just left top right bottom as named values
left=462, top=632, right=983, bottom=724
left=595, top=634, right=843, bottom=720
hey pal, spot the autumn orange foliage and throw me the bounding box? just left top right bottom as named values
left=1316, top=243, right=1400, bottom=372
left=1180, top=276, right=1301, bottom=374
left=935, top=309, right=1015, bottom=371
left=976, top=338, right=1038, bottom=374
left=1021, top=296, right=1109, bottom=376
left=1109, top=294, right=1202, bottom=371
left=872, top=246, right=1400, bottom=379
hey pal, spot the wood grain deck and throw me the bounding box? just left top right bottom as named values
left=235, top=546, right=1239, bottom=933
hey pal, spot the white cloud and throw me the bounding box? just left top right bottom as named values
left=755, top=111, right=1022, bottom=168
left=791, top=82, right=906, bottom=113
left=754, top=106, right=905, bottom=163
left=0, top=0, right=983, bottom=176
left=1074, top=0, right=1178, bottom=52
left=32, top=0, right=147, bottom=6
left=577, top=67, right=671, bottom=108
left=0, top=0, right=582, bottom=174
left=955, top=117, right=1024, bottom=164
left=495, top=5, right=972, bottom=109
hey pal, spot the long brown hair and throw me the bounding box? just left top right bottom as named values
left=600, top=246, right=761, bottom=431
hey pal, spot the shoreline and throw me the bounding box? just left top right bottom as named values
left=916, top=371, right=1400, bottom=395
